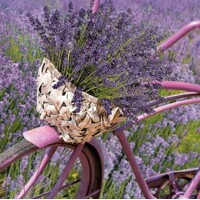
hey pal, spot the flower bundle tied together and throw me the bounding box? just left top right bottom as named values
left=28, top=0, right=173, bottom=143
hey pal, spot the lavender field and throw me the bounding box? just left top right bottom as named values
left=0, top=0, right=200, bottom=198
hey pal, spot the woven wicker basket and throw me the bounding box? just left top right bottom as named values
left=37, top=58, right=125, bottom=143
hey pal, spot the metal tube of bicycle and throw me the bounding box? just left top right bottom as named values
left=48, top=143, right=85, bottom=198
left=92, top=0, right=100, bottom=14
left=157, top=21, right=200, bottom=52
left=147, top=92, right=200, bottom=108
left=114, top=128, right=155, bottom=199
left=160, top=81, right=200, bottom=93
left=138, top=97, right=200, bottom=122
left=16, top=146, right=57, bottom=199
left=182, top=169, right=200, bottom=198
left=108, top=110, right=149, bottom=200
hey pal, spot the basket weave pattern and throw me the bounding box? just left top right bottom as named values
left=37, top=58, right=125, bottom=143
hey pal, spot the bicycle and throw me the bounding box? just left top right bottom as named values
left=0, top=1, right=200, bottom=199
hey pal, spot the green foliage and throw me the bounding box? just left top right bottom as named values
left=182, top=54, right=192, bottom=64
left=1, top=33, right=42, bottom=63
left=0, top=178, right=6, bottom=198
left=100, top=179, right=128, bottom=199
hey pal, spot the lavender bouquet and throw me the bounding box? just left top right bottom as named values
left=27, top=0, right=172, bottom=143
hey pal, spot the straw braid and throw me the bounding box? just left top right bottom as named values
left=36, top=58, right=125, bottom=143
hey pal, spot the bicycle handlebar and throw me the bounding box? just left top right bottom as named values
left=158, top=21, right=200, bottom=52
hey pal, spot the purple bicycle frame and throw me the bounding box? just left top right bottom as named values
left=112, top=21, right=200, bottom=199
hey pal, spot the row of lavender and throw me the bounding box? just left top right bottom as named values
left=0, top=0, right=200, bottom=198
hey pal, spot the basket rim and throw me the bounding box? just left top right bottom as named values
left=41, top=58, right=100, bottom=105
